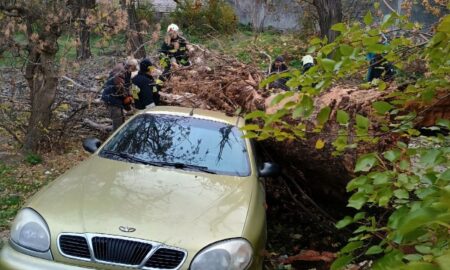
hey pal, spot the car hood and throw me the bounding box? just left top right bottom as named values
left=29, top=156, right=255, bottom=251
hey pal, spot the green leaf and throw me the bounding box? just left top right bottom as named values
left=420, top=149, right=441, bottom=167
left=372, top=172, right=391, bottom=185
left=310, top=37, right=322, bottom=45
left=373, top=250, right=405, bottom=270
left=415, top=245, right=432, bottom=254
left=356, top=114, right=370, bottom=129
left=245, top=110, right=265, bottom=120
left=379, top=189, right=393, bottom=207
left=321, top=58, right=336, bottom=72
left=383, top=149, right=401, bottom=162
left=401, top=262, right=440, bottom=270
left=373, top=101, right=393, bottom=114
left=317, top=106, right=331, bottom=125
left=336, top=216, right=353, bottom=229
left=339, top=44, right=354, bottom=56
left=241, top=124, right=259, bottom=131
left=364, top=11, right=373, bottom=25
left=363, top=36, right=380, bottom=46
left=366, top=245, right=383, bottom=255
left=394, top=189, right=409, bottom=199
left=403, top=254, right=422, bottom=261
left=347, top=176, right=369, bottom=191
left=348, top=192, right=367, bottom=210
left=337, top=110, right=350, bottom=125
left=397, top=207, right=439, bottom=236
left=436, top=250, right=450, bottom=270
left=331, top=255, right=353, bottom=270
left=353, top=212, right=365, bottom=222
left=437, top=14, right=450, bottom=33
left=331, top=23, right=347, bottom=32
left=271, top=93, right=289, bottom=106
left=293, top=95, right=314, bottom=118
left=341, top=241, right=364, bottom=253
left=440, top=169, right=450, bottom=181
left=355, top=153, right=378, bottom=172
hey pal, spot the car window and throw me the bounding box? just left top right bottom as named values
left=99, top=114, right=251, bottom=176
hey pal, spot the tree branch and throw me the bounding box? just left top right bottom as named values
left=382, top=0, right=398, bottom=14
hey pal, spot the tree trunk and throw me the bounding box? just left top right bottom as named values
left=122, top=0, right=146, bottom=59
left=23, top=29, right=60, bottom=152
left=313, top=0, right=342, bottom=42
left=75, top=0, right=95, bottom=60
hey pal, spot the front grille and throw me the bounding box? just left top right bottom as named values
left=145, top=248, right=185, bottom=269
left=58, top=233, right=187, bottom=269
left=92, top=236, right=152, bottom=265
left=59, top=235, right=90, bottom=259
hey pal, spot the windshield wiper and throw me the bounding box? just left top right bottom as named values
left=101, top=151, right=216, bottom=174
left=156, top=162, right=217, bottom=174
left=100, top=150, right=164, bottom=167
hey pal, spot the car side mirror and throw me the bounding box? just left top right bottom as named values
left=83, top=138, right=102, bottom=153
left=259, top=162, right=281, bottom=177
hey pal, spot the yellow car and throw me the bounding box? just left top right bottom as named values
left=0, top=106, right=280, bottom=270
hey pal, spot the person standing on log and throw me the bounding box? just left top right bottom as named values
left=159, top=23, right=190, bottom=80
left=268, top=56, right=289, bottom=91
left=132, top=59, right=160, bottom=110
left=101, top=67, right=128, bottom=131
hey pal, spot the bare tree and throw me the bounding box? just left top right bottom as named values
left=296, top=0, right=343, bottom=42
left=69, top=0, right=96, bottom=59
left=0, top=0, right=126, bottom=152
left=121, top=0, right=146, bottom=59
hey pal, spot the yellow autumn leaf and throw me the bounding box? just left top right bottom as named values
left=315, top=139, right=325, bottom=149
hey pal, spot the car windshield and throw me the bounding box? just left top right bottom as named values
left=99, top=113, right=251, bottom=176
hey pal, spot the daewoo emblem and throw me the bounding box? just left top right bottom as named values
left=119, top=226, right=136, bottom=233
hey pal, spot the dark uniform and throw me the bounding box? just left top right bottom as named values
left=132, top=59, right=161, bottom=110
left=159, top=36, right=190, bottom=79
left=101, top=75, right=127, bottom=131
left=268, top=57, right=289, bottom=91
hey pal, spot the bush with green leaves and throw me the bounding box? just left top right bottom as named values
left=245, top=3, right=449, bottom=269
left=170, top=0, right=237, bottom=35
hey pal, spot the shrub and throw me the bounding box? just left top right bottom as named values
left=171, top=0, right=237, bottom=35
left=25, top=153, right=43, bottom=165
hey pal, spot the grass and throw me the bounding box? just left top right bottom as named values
left=0, top=163, right=48, bottom=231
left=0, top=33, right=127, bottom=68
left=185, top=27, right=308, bottom=70
left=0, top=147, right=88, bottom=236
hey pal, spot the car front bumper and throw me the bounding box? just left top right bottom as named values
left=0, top=242, right=90, bottom=270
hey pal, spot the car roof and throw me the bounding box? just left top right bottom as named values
left=141, top=106, right=245, bottom=127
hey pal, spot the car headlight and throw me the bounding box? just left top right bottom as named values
left=10, top=208, right=51, bottom=252
left=190, top=238, right=253, bottom=270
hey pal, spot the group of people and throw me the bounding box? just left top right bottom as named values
left=101, top=23, right=190, bottom=131
left=267, top=54, right=315, bottom=91
left=102, top=23, right=395, bottom=131
left=267, top=47, right=395, bottom=91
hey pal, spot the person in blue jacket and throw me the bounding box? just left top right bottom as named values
left=132, top=59, right=161, bottom=110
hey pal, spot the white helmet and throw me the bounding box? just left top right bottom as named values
left=302, top=55, right=314, bottom=65
left=167, top=23, right=179, bottom=33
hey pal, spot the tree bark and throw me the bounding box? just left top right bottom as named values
left=121, top=0, right=146, bottom=59
left=23, top=28, right=60, bottom=152
left=72, top=0, right=95, bottom=60
left=313, top=0, right=343, bottom=42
